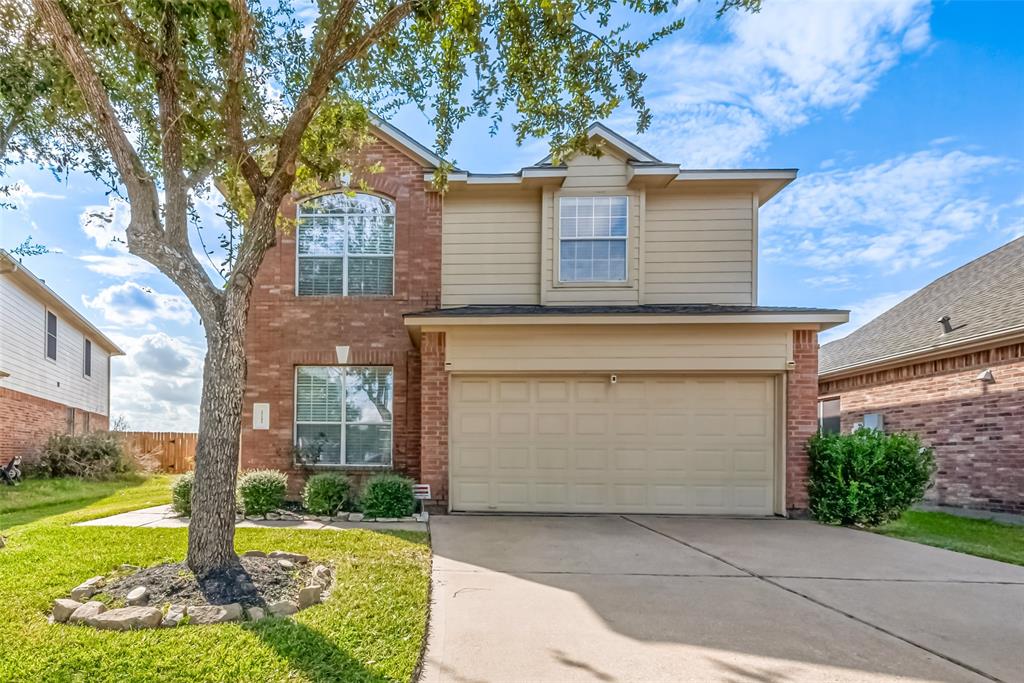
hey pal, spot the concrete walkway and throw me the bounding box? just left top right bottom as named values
left=75, top=504, right=427, bottom=532
left=423, top=515, right=1024, bottom=683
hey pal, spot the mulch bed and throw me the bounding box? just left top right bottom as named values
left=103, top=556, right=313, bottom=607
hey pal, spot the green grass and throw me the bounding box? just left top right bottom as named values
left=0, top=476, right=430, bottom=682
left=874, top=510, right=1024, bottom=566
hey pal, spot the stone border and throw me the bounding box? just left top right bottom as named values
left=51, top=551, right=335, bottom=630
left=180, top=509, right=430, bottom=524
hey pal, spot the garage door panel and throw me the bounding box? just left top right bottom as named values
left=450, top=375, right=775, bottom=515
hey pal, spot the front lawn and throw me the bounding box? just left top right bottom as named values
left=874, top=510, right=1024, bottom=567
left=0, top=476, right=430, bottom=682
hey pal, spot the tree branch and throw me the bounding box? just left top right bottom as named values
left=222, top=0, right=266, bottom=197
left=112, top=4, right=160, bottom=69
left=157, top=4, right=189, bottom=248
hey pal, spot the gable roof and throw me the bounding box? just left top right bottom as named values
left=819, top=236, right=1024, bottom=377
left=0, top=250, right=125, bottom=356
left=370, top=116, right=447, bottom=169
left=535, top=122, right=662, bottom=165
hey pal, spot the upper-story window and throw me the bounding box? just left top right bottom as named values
left=296, top=192, right=395, bottom=296
left=559, top=196, right=628, bottom=283
left=45, top=311, right=57, bottom=361
left=83, top=339, right=92, bottom=377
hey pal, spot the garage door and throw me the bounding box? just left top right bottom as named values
left=450, top=375, right=777, bottom=514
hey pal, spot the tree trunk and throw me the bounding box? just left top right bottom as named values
left=187, top=302, right=248, bottom=575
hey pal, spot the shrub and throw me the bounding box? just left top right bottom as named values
left=237, top=469, right=288, bottom=516
left=359, top=473, right=416, bottom=519
left=35, top=432, right=131, bottom=479
left=807, top=430, right=935, bottom=527
left=302, top=473, right=351, bottom=516
left=171, top=472, right=194, bottom=516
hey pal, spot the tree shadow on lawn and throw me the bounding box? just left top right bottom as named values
left=245, top=616, right=397, bottom=683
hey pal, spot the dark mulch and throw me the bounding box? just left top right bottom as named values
left=102, top=556, right=314, bottom=607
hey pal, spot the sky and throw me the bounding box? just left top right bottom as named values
left=1, top=0, right=1022, bottom=431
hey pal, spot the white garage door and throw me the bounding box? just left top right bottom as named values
left=450, top=375, right=777, bottom=514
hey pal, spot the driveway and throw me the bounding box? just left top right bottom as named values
left=421, top=516, right=1024, bottom=683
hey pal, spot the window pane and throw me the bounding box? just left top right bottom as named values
left=345, top=424, right=392, bottom=465
left=347, top=215, right=395, bottom=255
left=610, top=240, right=627, bottom=280
left=297, top=215, right=344, bottom=256
left=300, top=193, right=394, bottom=216
left=47, top=312, right=57, bottom=335
left=295, top=367, right=343, bottom=422
left=297, top=257, right=344, bottom=296
left=345, top=367, right=393, bottom=423
left=84, top=340, right=92, bottom=376
left=47, top=334, right=57, bottom=361
left=610, top=214, right=627, bottom=237
left=296, top=424, right=343, bottom=465
left=560, top=239, right=627, bottom=282
left=347, top=257, right=393, bottom=295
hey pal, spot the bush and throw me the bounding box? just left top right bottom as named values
left=171, top=472, right=194, bottom=516
left=302, top=473, right=351, bottom=516
left=808, top=430, right=935, bottom=527
left=359, top=473, right=416, bottom=519
left=237, top=469, right=288, bottom=516
left=35, top=432, right=131, bottom=479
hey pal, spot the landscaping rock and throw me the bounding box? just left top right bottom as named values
left=333, top=512, right=350, bottom=521
left=316, top=515, right=331, bottom=523
left=70, top=576, right=104, bottom=601
left=401, top=516, right=417, bottom=522
left=268, top=600, right=298, bottom=617
left=266, top=513, right=281, bottom=520
left=268, top=551, right=308, bottom=564
left=348, top=513, right=364, bottom=522
left=87, top=606, right=162, bottom=631
left=187, top=603, right=243, bottom=625
left=119, top=564, right=140, bottom=572
left=242, top=550, right=266, bottom=558
left=69, top=601, right=107, bottom=624
left=162, top=605, right=187, bottom=628
left=52, top=599, right=82, bottom=623
left=126, top=586, right=149, bottom=606
left=245, top=606, right=266, bottom=622
left=277, top=559, right=295, bottom=570
left=311, top=564, right=332, bottom=587
left=377, top=517, right=398, bottom=522
left=297, top=584, right=323, bottom=609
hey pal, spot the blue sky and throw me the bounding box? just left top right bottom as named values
left=1, top=0, right=1022, bottom=430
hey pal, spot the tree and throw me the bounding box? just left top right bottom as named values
left=13, top=0, right=760, bottom=575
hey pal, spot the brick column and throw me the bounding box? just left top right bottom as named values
left=420, top=331, right=449, bottom=512
left=786, top=329, right=819, bottom=514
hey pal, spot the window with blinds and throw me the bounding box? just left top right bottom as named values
left=296, top=193, right=395, bottom=296
left=294, top=366, right=393, bottom=466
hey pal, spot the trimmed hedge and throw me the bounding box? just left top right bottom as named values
left=302, top=473, right=351, bottom=516
left=807, top=429, right=935, bottom=527
left=359, top=473, right=416, bottom=519
left=237, top=469, right=288, bottom=516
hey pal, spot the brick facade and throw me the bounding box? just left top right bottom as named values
left=418, top=331, right=449, bottom=512
left=786, top=329, right=819, bottom=514
left=239, top=135, right=441, bottom=496
left=0, top=386, right=108, bottom=464
left=819, top=341, right=1024, bottom=514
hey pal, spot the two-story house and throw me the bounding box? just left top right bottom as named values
left=0, top=250, right=123, bottom=463
left=239, top=122, right=848, bottom=516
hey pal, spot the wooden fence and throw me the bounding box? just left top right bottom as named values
left=122, top=431, right=197, bottom=473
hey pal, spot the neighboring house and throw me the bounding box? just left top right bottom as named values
left=240, top=121, right=847, bottom=516
left=819, top=237, right=1024, bottom=514
left=0, top=250, right=124, bottom=463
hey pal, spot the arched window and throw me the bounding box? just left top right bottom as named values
left=296, top=192, right=395, bottom=296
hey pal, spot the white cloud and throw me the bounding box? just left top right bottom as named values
left=761, top=148, right=1010, bottom=273
left=79, top=197, right=130, bottom=253
left=109, top=332, right=204, bottom=431
left=82, top=281, right=193, bottom=326
left=628, top=0, right=931, bottom=166
left=4, top=181, right=65, bottom=209
left=821, top=288, right=918, bottom=344
left=78, top=254, right=157, bottom=278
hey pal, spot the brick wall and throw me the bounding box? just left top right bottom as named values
left=239, top=135, right=442, bottom=496
left=419, top=331, right=448, bottom=512
left=0, top=386, right=108, bottom=463
left=786, top=329, right=819, bottom=514
left=819, top=342, right=1024, bottom=514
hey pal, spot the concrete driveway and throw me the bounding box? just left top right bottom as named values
left=421, top=515, right=1024, bottom=683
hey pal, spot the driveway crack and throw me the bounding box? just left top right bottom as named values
left=620, top=515, right=1004, bottom=683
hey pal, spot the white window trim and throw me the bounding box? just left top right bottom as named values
left=557, top=195, right=629, bottom=284
left=294, top=193, right=396, bottom=297
left=293, top=365, right=394, bottom=468
left=44, top=310, right=57, bottom=363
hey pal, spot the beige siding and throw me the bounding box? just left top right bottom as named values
left=643, top=189, right=755, bottom=305
left=442, top=324, right=792, bottom=373
left=442, top=187, right=542, bottom=306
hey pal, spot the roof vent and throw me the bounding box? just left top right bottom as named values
left=938, top=315, right=954, bottom=334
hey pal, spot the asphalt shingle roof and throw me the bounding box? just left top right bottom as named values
left=819, top=236, right=1024, bottom=375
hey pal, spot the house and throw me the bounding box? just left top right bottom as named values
left=0, top=250, right=124, bottom=462
left=819, top=237, right=1024, bottom=515
left=239, top=121, right=848, bottom=516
